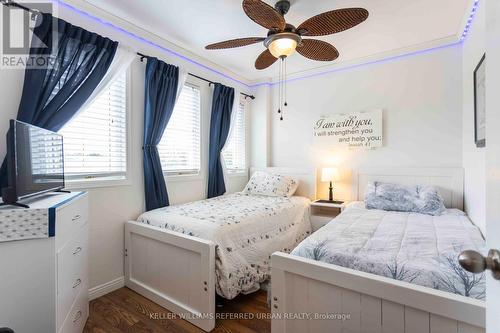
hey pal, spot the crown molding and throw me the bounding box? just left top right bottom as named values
left=55, top=0, right=478, bottom=89
left=248, top=34, right=461, bottom=87
left=58, top=0, right=253, bottom=87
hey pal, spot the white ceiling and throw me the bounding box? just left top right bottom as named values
left=83, top=0, right=471, bottom=82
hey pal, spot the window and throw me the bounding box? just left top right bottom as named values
left=223, top=99, right=246, bottom=173
left=158, top=84, right=201, bottom=175
left=59, top=72, right=127, bottom=182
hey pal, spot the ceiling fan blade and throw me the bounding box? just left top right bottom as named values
left=242, top=0, right=286, bottom=31
left=297, top=8, right=369, bottom=36
left=205, top=37, right=265, bottom=50
left=255, top=49, right=278, bottom=70
left=297, top=39, right=339, bottom=61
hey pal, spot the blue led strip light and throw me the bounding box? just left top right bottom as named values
left=253, top=0, right=482, bottom=88
left=461, top=0, right=480, bottom=42
left=52, top=0, right=480, bottom=87
left=256, top=41, right=460, bottom=88
left=52, top=0, right=250, bottom=88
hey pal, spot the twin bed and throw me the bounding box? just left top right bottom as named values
left=124, top=167, right=486, bottom=332
left=125, top=167, right=316, bottom=331
left=136, top=191, right=311, bottom=299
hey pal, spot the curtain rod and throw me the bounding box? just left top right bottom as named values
left=0, top=1, right=255, bottom=100
left=137, top=52, right=255, bottom=100
left=1, top=0, right=39, bottom=16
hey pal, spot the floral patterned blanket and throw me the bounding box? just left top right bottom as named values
left=137, top=193, right=311, bottom=299
left=291, top=202, right=486, bottom=300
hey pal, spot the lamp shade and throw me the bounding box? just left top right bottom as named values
left=321, top=167, right=340, bottom=182
left=264, top=32, right=302, bottom=58
left=268, top=38, right=297, bottom=58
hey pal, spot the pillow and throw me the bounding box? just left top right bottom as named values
left=243, top=171, right=299, bottom=197
left=417, top=185, right=447, bottom=216
left=364, top=181, right=446, bottom=216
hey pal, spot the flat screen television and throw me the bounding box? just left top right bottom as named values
left=1, top=120, right=65, bottom=207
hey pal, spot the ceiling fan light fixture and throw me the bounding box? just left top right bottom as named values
left=269, top=38, right=296, bottom=58
left=264, top=32, right=301, bottom=58
left=206, top=1, right=369, bottom=71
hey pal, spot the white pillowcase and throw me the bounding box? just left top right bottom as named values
left=243, top=171, right=299, bottom=197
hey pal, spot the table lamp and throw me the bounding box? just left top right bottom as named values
left=321, top=167, right=340, bottom=202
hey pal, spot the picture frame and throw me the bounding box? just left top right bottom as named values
left=473, top=53, right=486, bottom=148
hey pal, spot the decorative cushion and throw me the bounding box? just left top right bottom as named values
left=365, top=181, right=446, bottom=216
left=243, top=171, right=299, bottom=197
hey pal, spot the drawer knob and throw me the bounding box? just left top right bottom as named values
left=73, top=310, right=82, bottom=323
left=73, top=278, right=82, bottom=289
left=72, top=214, right=82, bottom=222
left=72, top=247, right=82, bottom=255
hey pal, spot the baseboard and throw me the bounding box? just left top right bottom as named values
left=88, top=276, right=125, bottom=300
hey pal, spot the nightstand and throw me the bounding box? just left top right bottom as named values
left=310, top=200, right=346, bottom=231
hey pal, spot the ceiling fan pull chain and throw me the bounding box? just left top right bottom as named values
left=280, top=57, right=284, bottom=121
left=278, top=57, right=282, bottom=115
left=280, top=59, right=284, bottom=117
left=284, top=58, right=288, bottom=107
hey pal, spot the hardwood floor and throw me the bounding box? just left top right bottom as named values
left=83, top=287, right=271, bottom=333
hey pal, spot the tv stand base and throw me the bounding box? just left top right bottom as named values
left=0, top=202, right=30, bottom=209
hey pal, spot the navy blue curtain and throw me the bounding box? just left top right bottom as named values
left=207, top=83, right=235, bottom=198
left=0, top=12, right=118, bottom=190
left=143, top=57, right=179, bottom=211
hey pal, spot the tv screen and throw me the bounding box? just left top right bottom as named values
left=4, top=120, right=65, bottom=201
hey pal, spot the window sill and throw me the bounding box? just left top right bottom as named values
left=165, top=173, right=204, bottom=183
left=225, top=170, right=248, bottom=178
left=64, top=177, right=132, bottom=190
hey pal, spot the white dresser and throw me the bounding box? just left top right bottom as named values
left=0, top=192, right=89, bottom=333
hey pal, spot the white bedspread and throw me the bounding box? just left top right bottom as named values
left=137, top=192, right=311, bottom=299
left=292, top=202, right=486, bottom=300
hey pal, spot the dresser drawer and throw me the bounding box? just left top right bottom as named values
left=57, top=224, right=88, bottom=330
left=56, top=194, right=88, bottom=248
left=59, top=282, right=89, bottom=333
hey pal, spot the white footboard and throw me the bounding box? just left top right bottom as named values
left=271, top=252, right=485, bottom=333
left=124, top=221, right=216, bottom=332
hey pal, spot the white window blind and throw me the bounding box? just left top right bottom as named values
left=158, top=84, right=201, bottom=175
left=223, top=100, right=246, bottom=172
left=28, top=127, right=64, bottom=179
left=59, top=72, right=127, bottom=181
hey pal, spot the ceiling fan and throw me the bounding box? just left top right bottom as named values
left=205, top=0, right=369, bottom=70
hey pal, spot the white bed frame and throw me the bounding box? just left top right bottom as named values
left=124, top=167, right=316, bottom=332
left=271, top=167, right=486, bottom=333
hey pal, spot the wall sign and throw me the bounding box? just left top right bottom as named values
left=313, top=110, right=383, bottom=149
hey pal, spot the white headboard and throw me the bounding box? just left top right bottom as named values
left=352, top=167, right=464, bottom=209
left=250, top=167, right=317, bottom=200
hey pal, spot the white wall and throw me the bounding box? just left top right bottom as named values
left=0, top=4, right=252, bottom=290
left=266, top=45, right=463, bottom=201
left=462, top=1, right=486, bottom=234
left=251, top=85, right=272, bottom=168
left=485, top=0, right=500, bottom=328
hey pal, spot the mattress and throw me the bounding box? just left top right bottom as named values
left=291, top=202, right=486, bottom=300
left=137, top=192, right=311, bottom=299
